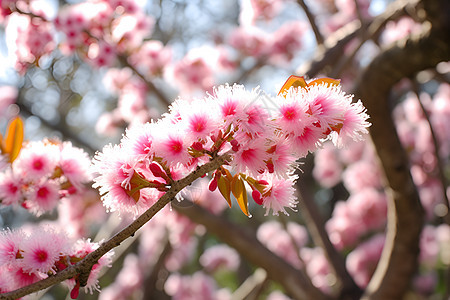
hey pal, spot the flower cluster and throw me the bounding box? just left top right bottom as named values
left=0, top=140, right=92, bottom=216
left=92, top=79, right=370, bottom=217
left=0, top=226, right=113, bottom=297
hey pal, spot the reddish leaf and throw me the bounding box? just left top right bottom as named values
left=231, top=175, right=249, bottom=216
left=278, top=75, right=308, bottom=96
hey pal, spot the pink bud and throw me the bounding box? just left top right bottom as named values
left=191, top=142, right=204, bottom=151
left=252, top=190, right=263, bottom=205
left=149, top=162, right=167, bottom=179
left=209, top=177, right=218, bottom=192
left=70, top=281, right=80, bottom=299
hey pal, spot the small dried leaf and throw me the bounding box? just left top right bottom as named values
left=278, top=75, right=308, bottom=96
left=231, top=175, right=249, bottom=216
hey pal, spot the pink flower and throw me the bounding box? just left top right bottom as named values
left=152, top=121, right=192, bottom=167
left=209, top=84, right=260, bottom=130
left=260, top=173, right=298, bottom=216
left=59, top=142, right=92, bottom=189
left=266, top=136, right=297, bottom=178
left=228, top=26, right=268, bottom=57
left=232, top=138, right=269, bottom=177
left=9, top=266, right=42, bottom=290
left=92, top=144, right=155, bottom=215
left=164, top=272, right=218, bottom=300
left=25, top=179, right=60, bottom=216
left=419, top=225, right=439, bottom=267
left=347, top=188, right=387, bottom=232
left=342, top=160, right=383, bottom=193
left=200, top=244, right=240, bottom=272
left=239, top=0, right=284, bottom=26
left=176, top=98, right=220, bottom=143
left=268, top=21, right=306, bottom=65
left=304, top=83, right=348, bottom=131
left=301, top=247, right=332, bottom=293
left=290, top=122, right=324, bottom=157
left=330, top=100, right=371, bottom=147
left=326, top=201, right=364, bottom=250
left=168, top=48, right=215, bottom=95
left=0, top=170, right=23, bottom=205
left=121, top=122, right=156, bottom=160
left=257, top=221, right=307, bottom=267
left=346, top=234, right=385, bottom=288
left=68, top=239, right=113, bottom=294
left=313, top=143, right=343, bottom=188
left=0, top=229, right=25, bottom=266
left=13, top=141, right=58, bottom=181
left=20, top=227, right=69, bottom=274
left=129, top=40, right=172, bottom=76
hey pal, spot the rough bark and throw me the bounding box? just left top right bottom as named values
left=354, top=0, right=450, bottom=298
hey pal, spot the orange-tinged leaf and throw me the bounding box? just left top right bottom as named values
left=231, top=175, right=249, bottom=216
left=0, top=133, right=3, bottom=153
left=4, top=117, right=24, bottom=163
left=278, top=75, right=308, bottom=96
left=218, top=176, right=232, bottom=207
left=308, top=77, right=340, bottom=87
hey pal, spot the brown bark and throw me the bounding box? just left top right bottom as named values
left=175, top=203, right=331, bottom=300
left=354, top=0, right=450, bottom=298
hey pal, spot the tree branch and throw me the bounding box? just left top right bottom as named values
left=174, top=203, right=331, bottom=300
left=354, top=1, right=450, bottom=297
left=0, top=152, right=231, bottom=300
left=296, top=0, right=324, bottom=45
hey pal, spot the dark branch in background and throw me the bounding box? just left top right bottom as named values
left=15, top=96, right=96, bottom=155
left=329, top=0, right=421, bottom=78
left=411, top=80, right=450, bottom=226
left=117, top=55, right=171, bottom=107
left=298, top=19, right=363, bottom=78
left=300, top=0, right=421, bottom=79
left=354, top=0, right=450, bottom=297
left=296, top=0, right=324, bottom=45
left=174, top=203, right=331, bottom=300
left=0, top=153, right=231, bottom=300
left=296, top=186, right=362, bottom=300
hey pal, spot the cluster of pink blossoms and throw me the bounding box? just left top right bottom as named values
left=92, top=81, right=371, bottom=217
left=0, top=226, right=113, bottom=297
left=0, top=140, right=92, bottom=216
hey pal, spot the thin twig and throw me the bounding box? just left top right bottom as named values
left=296, top=181, right=362, bottom=299
left=117, top=55, right=171, bottom=107
left=329, top=0, right=421, bottom=78
left=296, top=0, right=324, bottom=45
left=0, top=152, right=231, bottom=300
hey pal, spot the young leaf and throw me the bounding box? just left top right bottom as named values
left=218, top=176, right=232, bottom=207
left=308, top=77, right=340, bottom=87
left=278, top=75, right=308, bottom=96
left=3, top=116, right=24, bottom=163
left=231, top=175, right=249, bottom=216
